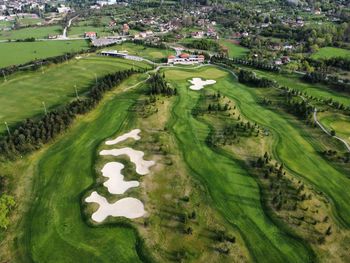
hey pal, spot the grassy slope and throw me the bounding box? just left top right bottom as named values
left=0, top=56, right=149, bottom=134
left=12, top=74, right=147, bottom=263
left=113, top=42, right=174, bottom=62
left=318, top=111, right=350, bottom=144
left=206, top=67, right=350, bottom=226
left=311, top=47, right=350, bottom=59
left=0, top=40, right=90, bottom=68
left=243, top=67, right=350, bottom=107
left=164, top=67, right=313, bottom=262
left=219, top=39, right=249, bottom=58
left=0, top=26, right=62, bottom=40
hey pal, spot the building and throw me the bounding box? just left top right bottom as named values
left=122, top=23, right=129, bottom=34
left=85, top=32, right=97, bottom=39
left=167, top=53, right=205, bottom=65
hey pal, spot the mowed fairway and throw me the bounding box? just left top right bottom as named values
left=14, top=75, right=147, bottom=262
left=164, top=67, right=313, bottom=262
left=0, top=40, right=90, bottom=68
left=195, top=66, right=350, bottom=227
left=0, top=55, right=150, bottom=133
left=0, top=25, right=62, bottom=40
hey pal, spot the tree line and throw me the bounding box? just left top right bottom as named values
left=303, top=72, right=350, bottom=95
left=184, top=39, right=220, bottom=52
left=238, top=69, right=276, bottom=88
left=147, top=72, right=176, bottom=96
left=0, top=69, right=140, bottom=158
left=0, top=46, right=95, bottom=77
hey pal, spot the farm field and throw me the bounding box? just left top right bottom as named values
left=219, top=39, right=249, bottom=58
left=311, top=47, right=350, bottom=59
left=0, top=25, right=62, bottom=40
left=0, top=40, right=90, bottom=68
left=0, top=55, right=150, bottom=134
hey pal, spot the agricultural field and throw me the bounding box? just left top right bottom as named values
left=0, top=40, right=90, bottom=68
left=0, top=25, right=62, bottom=40
left=0, top=55, right=150, bottom=134
left=311, top=47, right=350, bottom=59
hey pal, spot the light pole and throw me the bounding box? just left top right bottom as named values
left=74, top=84, right=79, bottom=99
left=42, top=101, right=47, bottom=115
left=4, top=122, right=10, bottom=136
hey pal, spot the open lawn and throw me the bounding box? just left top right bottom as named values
left=0, top=40, right=90, bottom=68
left=318, top=111, right=350, bottom=144
left=0, top=55, right=150, bottom=134
left=311, top=47, right=350, bottom=60
left=109, top=42, right=174, bottom=62
left=0, top=25, right=62, bottom=40
left=219, top=39, right=249, bottom=58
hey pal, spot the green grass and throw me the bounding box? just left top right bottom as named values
left=318, top=111, right=350, bottom=144
left=219, top=39, right=249, bottom=58
left=0, top=25, right=62, bottom=40
left=163, top=66, right=313, bottom=262
left=109, top=42, right=174, bottom=62
left=0, top=40, right=90, bottom=68
left=9, top=75, right=147, bottom=262
left=68, top=25, right=110, bottom=38
left=0, top=56, right=150, bottom=134
left=311, top=47, right=350, bottom=60
left=164, top=65, right=350, bottom=261
left=241, top=67, right=350, bottom=107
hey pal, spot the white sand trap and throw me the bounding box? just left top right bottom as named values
left=188, top=78, right=216, bottom=90
left=101, top=162, right=139, bottom=194
left=105, top=129, right=141, bottom=145
left=85, top=191, right=145, bottom=222
left=100, top=147, right=155, bottom=175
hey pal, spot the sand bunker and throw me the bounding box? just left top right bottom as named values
left=188, top=78, right=216, bottom=90
left=101, top=162, right=139, bottom=194
left=85, top=191, right=145, bottom=222
left=100, top=147, right=155, bottom=175
left=105, top=129, right=141, bottom=145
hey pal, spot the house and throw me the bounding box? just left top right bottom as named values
left=314, top=8, right=321, bottom=15
left=122, top=23, right=129, bottom=34
left=167, top=53, right=205, bottom=65
left=57, top=5, right=71, bottom=13
left=85, top=32, right=97, bottom=39
left=191, top=31, right=204, bottom=38
left=281, top=56, right=290, bottom=64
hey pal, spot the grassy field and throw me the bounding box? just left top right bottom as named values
left=0, top=56, right=150, bottom=134
left=109, top=42, right=174, bottom=62
left=0, top=74, right=148, bottom=262
left=0, top=25, right=62, bottom=40
left=311, top=47, right=350, bottom=59
left=0, top=40, right=90, bottom=68
left=318, top=111, right=350, bottom=144
left=219, top=39, right=249, bottom=58
left=164, top=66, right=313, bottom=262
left=241, top=67, right=350, bottom=107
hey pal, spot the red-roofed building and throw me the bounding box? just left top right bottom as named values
left=85, top=32, right=97, bottom=39
left=168, top=54, right=205, bottom=64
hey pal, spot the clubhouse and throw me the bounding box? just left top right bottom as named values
left=167, top=53, right=205, bottom=65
